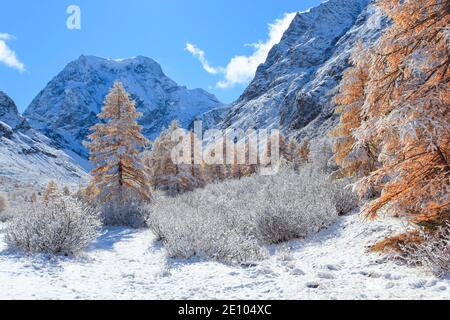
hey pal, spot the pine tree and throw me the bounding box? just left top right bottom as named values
left=63, top=186, right=71, bottom=196
left=203, top=136, right=229, bottom=183
left=286, top=137, right=303, bottom=171
left=31, top=192, right=37, bottom=204
left=334, top=0, right=450, bottom=239
left=146, top=120, right=203, bottom=195
left=331, top=44, right=378, bottom=180
left=237, top=136, right=258, bottom=178
left=43, top=181, right=59, bottom=205
left=186, top=131, right=207, bottom=187
left=298, top=138, right=311, bottom=166
left=85, top=81, right=151, bottom=205
left=0, top=193, right=7, bottom=213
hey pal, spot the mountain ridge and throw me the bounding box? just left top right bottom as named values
left=0, top=91, right=88, bottom=186
left=210, top=0, right=388, bottom=140
left=24, top=55, right=224, bottom=159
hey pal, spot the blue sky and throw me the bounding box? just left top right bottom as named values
left=0, top=0, right=323, bottom=112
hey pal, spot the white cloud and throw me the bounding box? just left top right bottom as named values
left=0, top=33, right=25, bottom=72
left=186, top=12, right=296, bottom=89
left=185, top=43, right=224, bottom=75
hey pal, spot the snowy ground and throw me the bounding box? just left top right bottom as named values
left=0, top=213, right=449, bottom=300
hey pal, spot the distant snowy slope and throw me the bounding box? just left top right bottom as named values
left=0, top=91, right=87, bottom=186
left=214, top=0, right=388, bottom=139
left=24, top=55, right=224, bottom=159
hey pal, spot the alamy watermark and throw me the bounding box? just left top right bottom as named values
left=170, top=121, right=281, bottom=176
left=66, top=5, right=81, bottom=30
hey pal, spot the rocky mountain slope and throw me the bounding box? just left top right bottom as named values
left=24, top=55, right=223, bottom=158
left=0, top=91, right=87, bottom=186
left=216, top=0, right=388, bottom=139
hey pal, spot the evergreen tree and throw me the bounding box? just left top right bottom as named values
left=331, top=44, right=378, bottom=180
left=146, top=120, right=204, bottom=195
left=85, top=81, right=151, bottom=206
left=43, top=181, right=59, bottom=205
left=332, top=0, right=449, bottom=242
left=358, top=0, right=449, bottom=226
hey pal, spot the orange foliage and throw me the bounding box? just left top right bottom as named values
left=86, top=81, right=152, bottom=203
left=333, top=0, right=449, bottom=233
left=369, top=231, right=421, bottom=253
left=43, top=180, right=59, bottom=204
left=331, top=43, right=378, bottom=179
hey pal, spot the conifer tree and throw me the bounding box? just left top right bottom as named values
left=63, top=186, right=71, bottom=196
left=333, top=0, right=449, bottom=239
left=31, top=192, right=37, bottom=204
left=286, top=137, right=302, bottom=171
left=0, top=193, right=7, bottom=213
left=186, top=131, right=207, bottom=187
left=85, top=81, right=151, bottom=206
left=43, top=181, right=59, bottom=205
left=203, top=137, right=229, bottom=183
left=232, top=136, right=258, bottom=179
left=331, top=45, right=378, bottom=179
left=358, top=0, right=449, bottom=226
left=146, top=120, right=203, bottom=195
left=298, top=138, right=311, bottom=166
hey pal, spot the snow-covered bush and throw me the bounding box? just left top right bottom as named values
left=329, top=178, right=360, bottom=216
left=147, top=166, right=340, bottom=262
left=254, top=168, right=338, bottom=244
left=399, top=223, right=450, bottom=278
left=0, top=194, right=11, bottom=222
left=308, top=138, right=360, bottom=216
left=148, top=192, right=264, bottom=263
left=101, top=201, right=149, bottom=229
left=0, top=194, right=7, bottom=212
left=5, top=195, right=101, bottom=256
left=309, top=138, right=337, bottom=174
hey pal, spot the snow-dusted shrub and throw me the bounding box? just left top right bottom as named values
left=101, top=201, right=149, bottom=229
left=147, top=166, right=339, bottom=262
left=309, top=138, right=337, bottom=174
left=0, top=194, right=7, bottom=213
left=398, top=223, right=450, bottom=278
left=329, top=178, right=360, bottom=216
left=5, top=196, right=101, bottom=255
left=148, top=194, right=264, bottom=263
left=0, top=194, right=11, bottom=222
left=254, top=167, right=338, bottom=244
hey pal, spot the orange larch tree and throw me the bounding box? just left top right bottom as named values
left=331, top=44, right=378, bottom=180
left=351, top=0, right=449, bottom=231
left=85, top=81, right=152, bottom=205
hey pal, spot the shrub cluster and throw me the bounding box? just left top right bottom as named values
left=398, top=222, right=450, bottom=278
left=6, top=195, right=101, bottom=256
left=0, top=193, right=11, bottom=222
left=147, top=166, right=357, bottom=263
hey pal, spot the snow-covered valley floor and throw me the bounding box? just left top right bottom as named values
left=0, top=213, right=449, bottom=300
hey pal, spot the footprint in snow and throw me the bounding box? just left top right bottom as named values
left=290, top=268, right=305, bottom=276
left=325, top=264, right=341, bottom=271
left=317, top=272, right=335, bottom=280
left=306, top=281, right=320, bottom=289
left=409, top=279, right=428, bottom=289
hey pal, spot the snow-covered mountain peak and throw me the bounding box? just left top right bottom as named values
left=74, top=55, right=167, bottom=79
left=24, top=55, right=224, bottom=159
